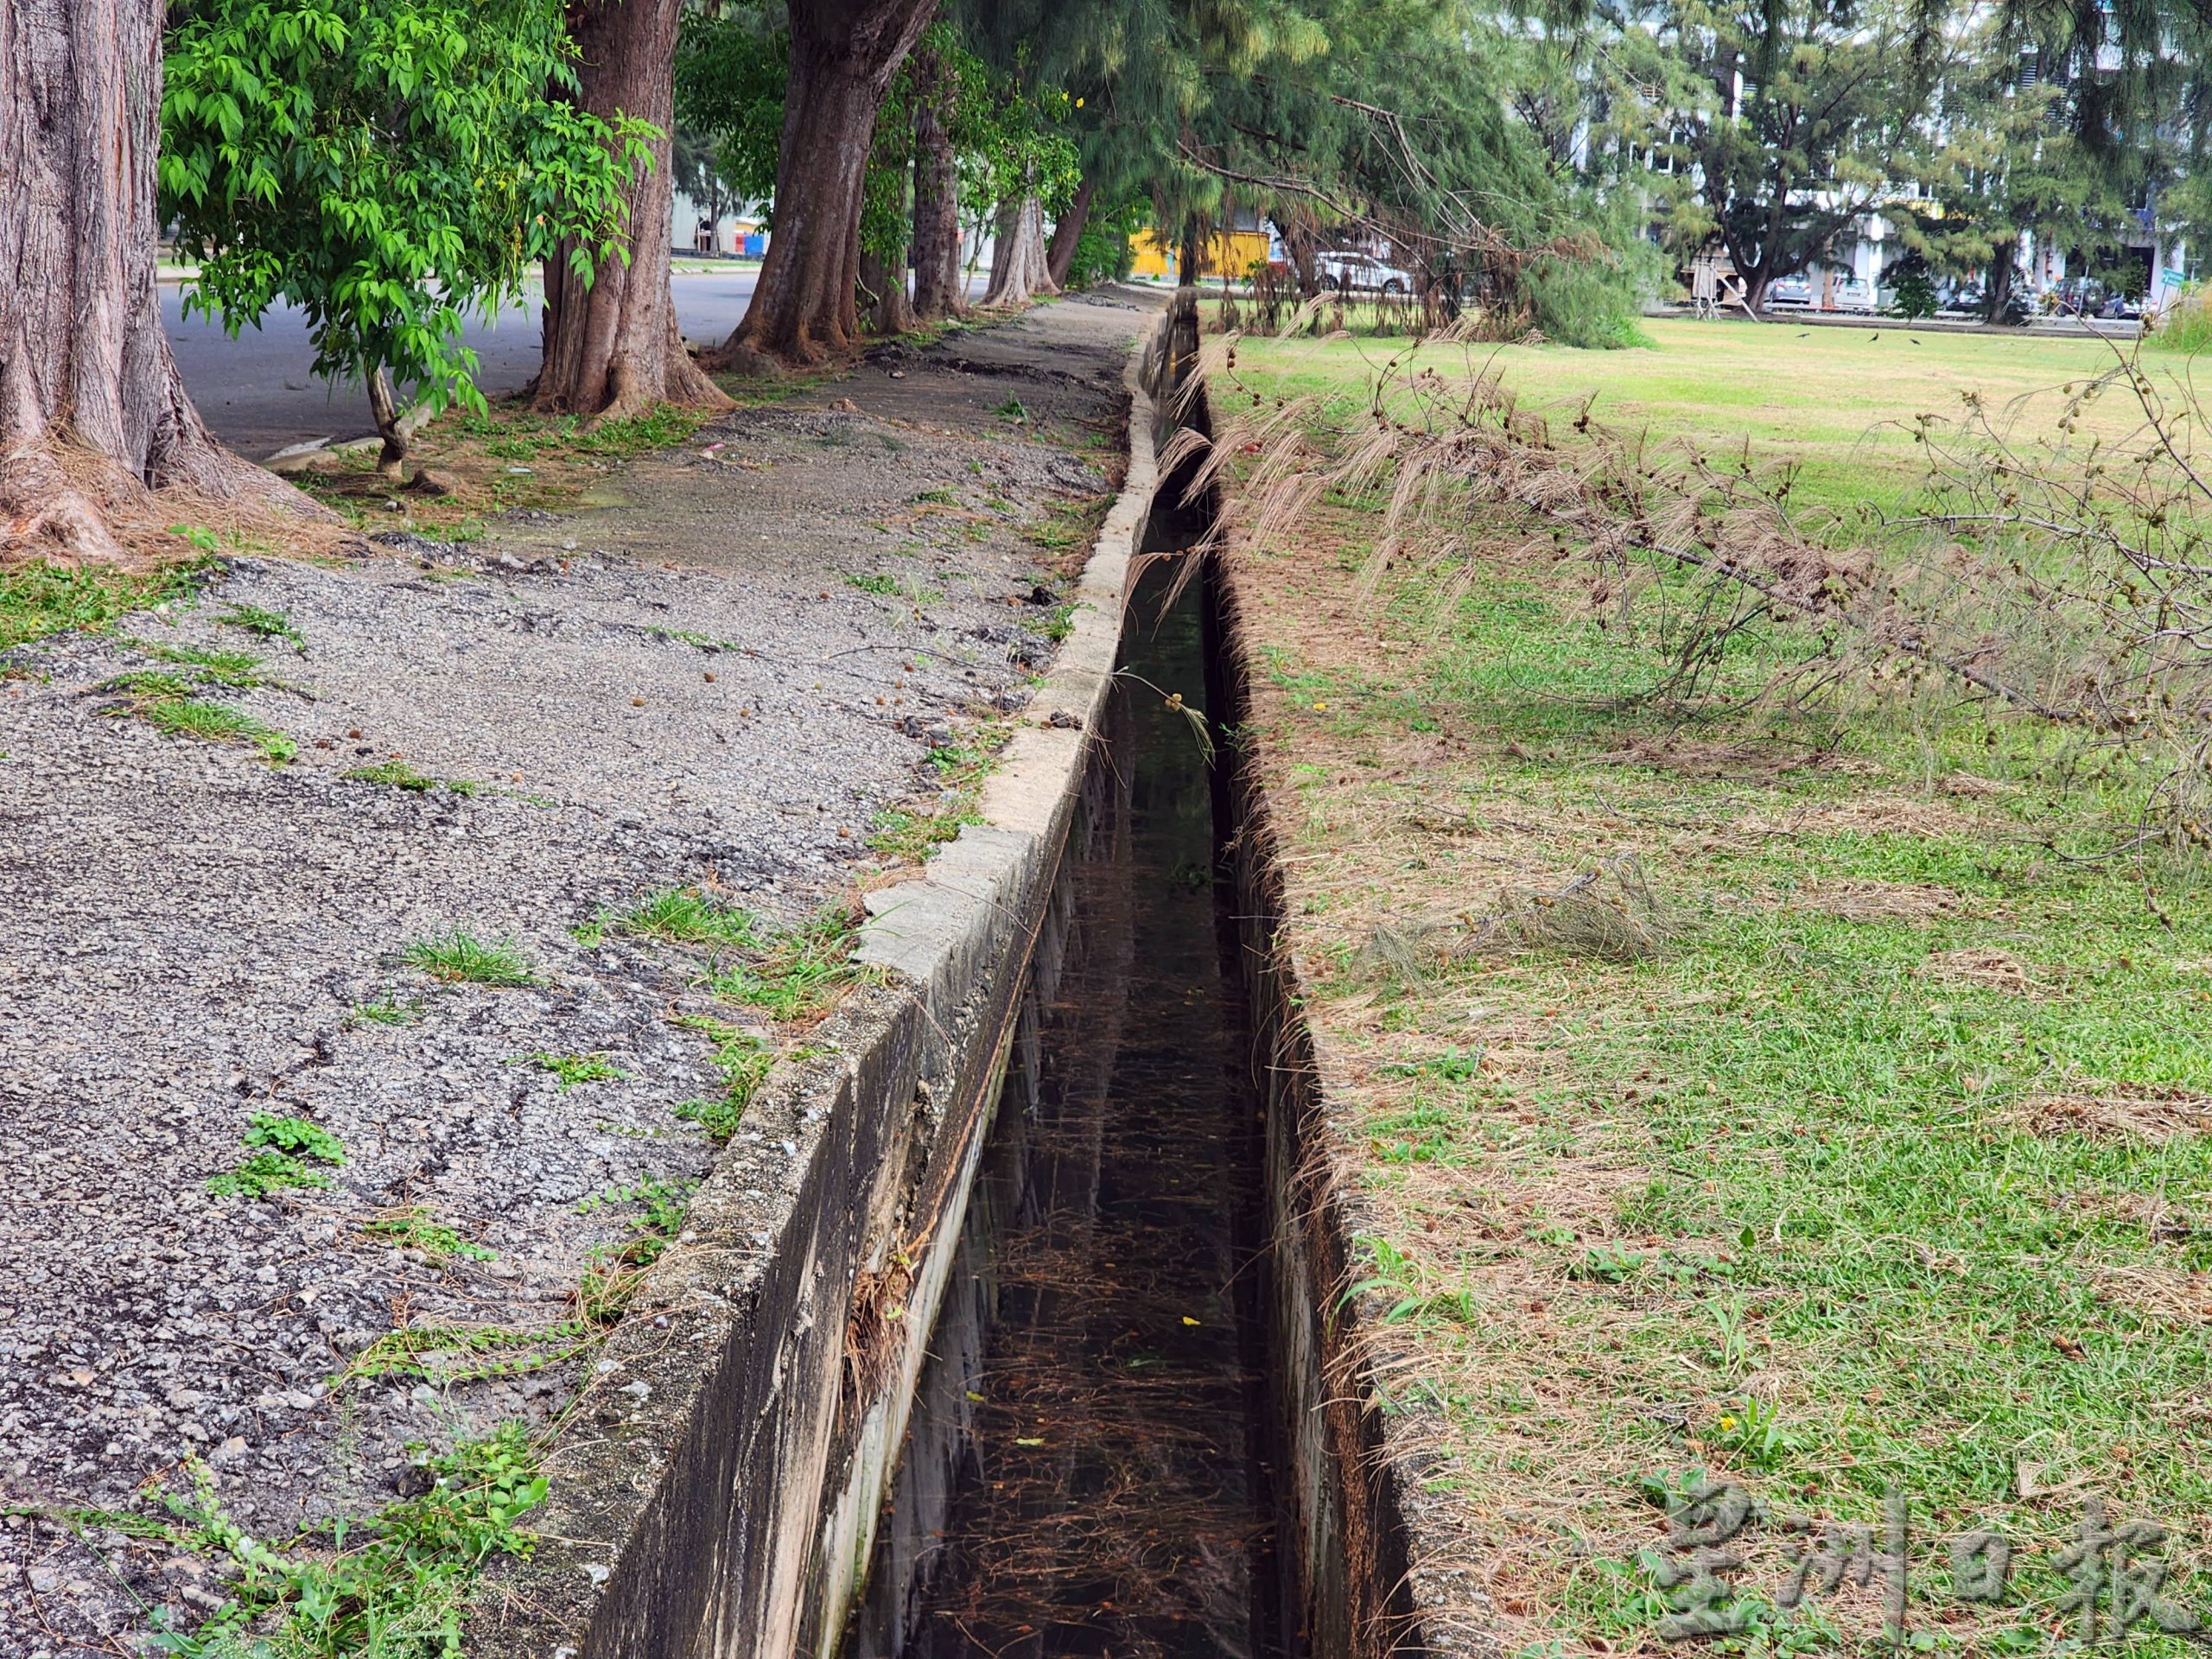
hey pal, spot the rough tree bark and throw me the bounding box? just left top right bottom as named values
left=1043, top=177, right=1095, bottom=290
left=1, top=0, right=308, bottom=558
left=982, top=194, right=1057, bottom=307
left=715, top=0, right=938, bottom=370
left=536, top=0, right=731, bottom=421
left=908, top=44, right=964, bottom=323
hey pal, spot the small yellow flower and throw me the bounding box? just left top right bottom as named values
left=1313, top=701, right=1329, bottom=711
left=1718, top=1414, right=1739, bottom=1433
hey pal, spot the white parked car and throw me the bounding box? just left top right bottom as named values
left=1832, top=277, right=1876, bottom=312
left=1315, top=250, right=1414, bottom=295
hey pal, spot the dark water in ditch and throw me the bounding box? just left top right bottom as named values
left=902, top=550, right=1283, bottom=1659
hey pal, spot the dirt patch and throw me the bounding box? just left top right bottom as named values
left=1592, top=734, right=1859, bottom=780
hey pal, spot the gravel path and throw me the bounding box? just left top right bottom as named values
left=0, top=291, right=1154, bottom=1655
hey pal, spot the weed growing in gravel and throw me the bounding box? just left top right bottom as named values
left=148, top=1422, right=544, bottom=1658
left=137, top=696, right=298, bottom=762
left=868, top=729, right=1008, bottom=864
left=671, top=1014, right=774, bottom=1141
left=613, top=887, right=764, bottom=950
left=0, top=560, right=205, bottom=652
left=103, top=670, right=200, bottom=699
left=610, top=889, right=857, bottom=1020
left=844, top=570, right=941, bottom=604
left=349, top=994, right=425, bottom=1027
left=215, top=601, right=305, bottom=652
left=129, top=641, right=272, bottom=687
left=343, top=759, right=478, bottom=795
left=102, top=652, right=298, bottom=761
left=207, top=1115, right=346, bottom=1198
left=995, top=397, right=1030, bottom=425
left=705, top=906, right=856, bottom=1020
left=575, top=1177, right=695, bottom=1323
left=364, top=1207, right=493, bottom=1263
left=1030, top=493, right=1115, bottom=559
left=340, top=1320, right=591, bottom=1388
left=525, top=1051, right=626, bottom=1089
left=400, top=930, right=537, bottom=987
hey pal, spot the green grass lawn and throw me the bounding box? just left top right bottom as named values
left=1223, top=326, right=2212, bottom=1657
left=1220, top=316, right=2146, bottom=520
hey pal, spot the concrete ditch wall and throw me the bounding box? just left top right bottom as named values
left=467, top=318, right=1173, bottom=1659
left=1208, top=571, right=1433, bottom=1659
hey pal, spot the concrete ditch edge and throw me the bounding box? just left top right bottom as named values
left=466, top=313, right=1169, bottom=1659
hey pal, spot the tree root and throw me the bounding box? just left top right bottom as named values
left=3, top=438, right=340, bottom=567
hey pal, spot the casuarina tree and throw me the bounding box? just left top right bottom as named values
left=0, top=0, right=306, bottom=560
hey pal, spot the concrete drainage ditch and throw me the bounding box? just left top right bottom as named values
left=470, top=295, right=1426, bottom=1659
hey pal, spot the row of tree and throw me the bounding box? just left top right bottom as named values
left=10, top=0, right=2202, bottom=554
left=10, top=0, right=1634, bottom=554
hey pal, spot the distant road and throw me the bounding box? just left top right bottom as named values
left=165, top=264, right=988, bottom=459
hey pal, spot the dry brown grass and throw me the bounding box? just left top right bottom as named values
left=1731, top=793, right=1981, bottom=840
left=2019, top=1083, right=2212, bottom=1142
left=1787, top=880, right=1984, bottom=923
left=1917, top=946, right=2041, bottom=991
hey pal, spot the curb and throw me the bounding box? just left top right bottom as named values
left=467, top=311, right=1166, bottom=1659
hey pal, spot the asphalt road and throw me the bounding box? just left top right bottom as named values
left=165, top=265, right=988, bottom=460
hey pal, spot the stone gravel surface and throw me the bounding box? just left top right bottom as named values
left=0, top=292, right=1149, bottom=1654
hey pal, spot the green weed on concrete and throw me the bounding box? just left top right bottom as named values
left=207, top=1115, right=346, bottom=1198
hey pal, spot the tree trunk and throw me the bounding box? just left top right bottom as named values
left=1985, top=241, right=2018, bottom=323
left=536, top=0, right=730, bottom=421
left=1, top=0, right=310, bottom=560
left=859, top=248, right=913, bottom=334
left=365, top=368, right=407, bottom=476
left=715, top=0, right=938, bottom=371
left=1044, top=177, right=1096, bottom=289
left=909, top=45, right=964, bottom=323
left=982, top=195, right=1058, bottom=308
